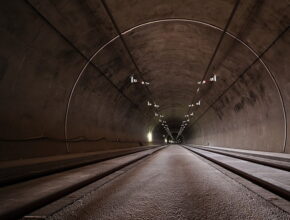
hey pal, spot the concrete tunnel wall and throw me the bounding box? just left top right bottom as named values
left=0, top=1, right=289, bottom=160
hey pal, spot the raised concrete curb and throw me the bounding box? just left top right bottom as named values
left=22, top=157, right=149, bottom=219
left=183, top=145, right=290, bottom=200
left=0, top=146, right=165, bottom=219
left=0, top=145, right=161, bottom=186
left=189, top=145, right=290, bottom=171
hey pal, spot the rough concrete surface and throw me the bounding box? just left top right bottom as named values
left=50, top=146, right=290, bottom=220
left=0, top=147, right=162, bottom=219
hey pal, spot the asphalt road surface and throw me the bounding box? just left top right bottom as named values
left=51, top=145, right=290, bottom=220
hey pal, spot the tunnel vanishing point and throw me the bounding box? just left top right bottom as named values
left=0, top=1, right=290, bottom=219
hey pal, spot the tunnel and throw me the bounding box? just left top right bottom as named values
left=0, top=1, right=289, bottom=219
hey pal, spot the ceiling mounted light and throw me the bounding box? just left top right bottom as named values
left=196, top=100, right=201, bottom=106
left=190, top=112, right=194, bottom=116
left=147, top=101, right=152, bottom=106
left=141, top=81, right=150, bottom=85
left=197, top=80, right=206, bottom=85
left=209, top=74, right=217, bottom=82
left=189, top=104, right=194, bottom=107
left=130, top=75, right=138, bottom=83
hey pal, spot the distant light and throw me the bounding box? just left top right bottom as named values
left=155, top=112, right=159, bottom=117
left=197, top=88, right=200, bottom=93
left=141, top=81, right=150, bottom=85
left=147, top=101, right=152, bottom=106
left=147, top=131, right=152, bottom=142
left=189, top=104, right=194, bottom=107
left=209, top=74, right=217, bottom=82
left=154, top=104, right=159, bottom=108
left=196, top=100, right=201, bottom=106
left=197, top=80, right=206, bottom=85
left=190, top=112, right=194, bottom=116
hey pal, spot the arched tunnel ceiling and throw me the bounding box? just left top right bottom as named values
left=0, top=0, right=289, bottom=159
left=28, top=0, right=289, bottom=133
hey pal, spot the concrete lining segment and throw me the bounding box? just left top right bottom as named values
left=24, top=1, right=153, bottom=153
left=184, top=145, right=290, bottom=200
left=63, top=18, right=286, bottom=151
left=0, top=146, right=164, bottom=220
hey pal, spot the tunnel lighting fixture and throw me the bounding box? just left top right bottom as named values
left=141, top=81, right=150, bottom=85
left=147, top=101, right=152, bottom=106
left=185, top=114, right=189, bottom=118
left=147, top=131, right=152, bottom=142
left=130, top=75, right=138, bottom=83
left=163, top=120, right=167, bottom=123
left=154, top=104, right=159, bottom=108
left=159, top=119, right=162, bottom=122
left=209, top=74, right=217, bottom=82
left=159, top=114, right=164, bottom=118
left=197, top=80, right=206, bottom=85
left=190, top=112, right=194, bottom=116
left=188, top=104, right=194, bottom=107
left=155, top=112, right=159, bottom=117
left=197, top=88, right=200, bottom=93
left=196, top=100, right=201, bottom=106
left=187, top=119, right=190, bottom=122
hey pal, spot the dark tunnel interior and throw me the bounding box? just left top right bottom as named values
left=0, top=0, right=289, bottom=161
